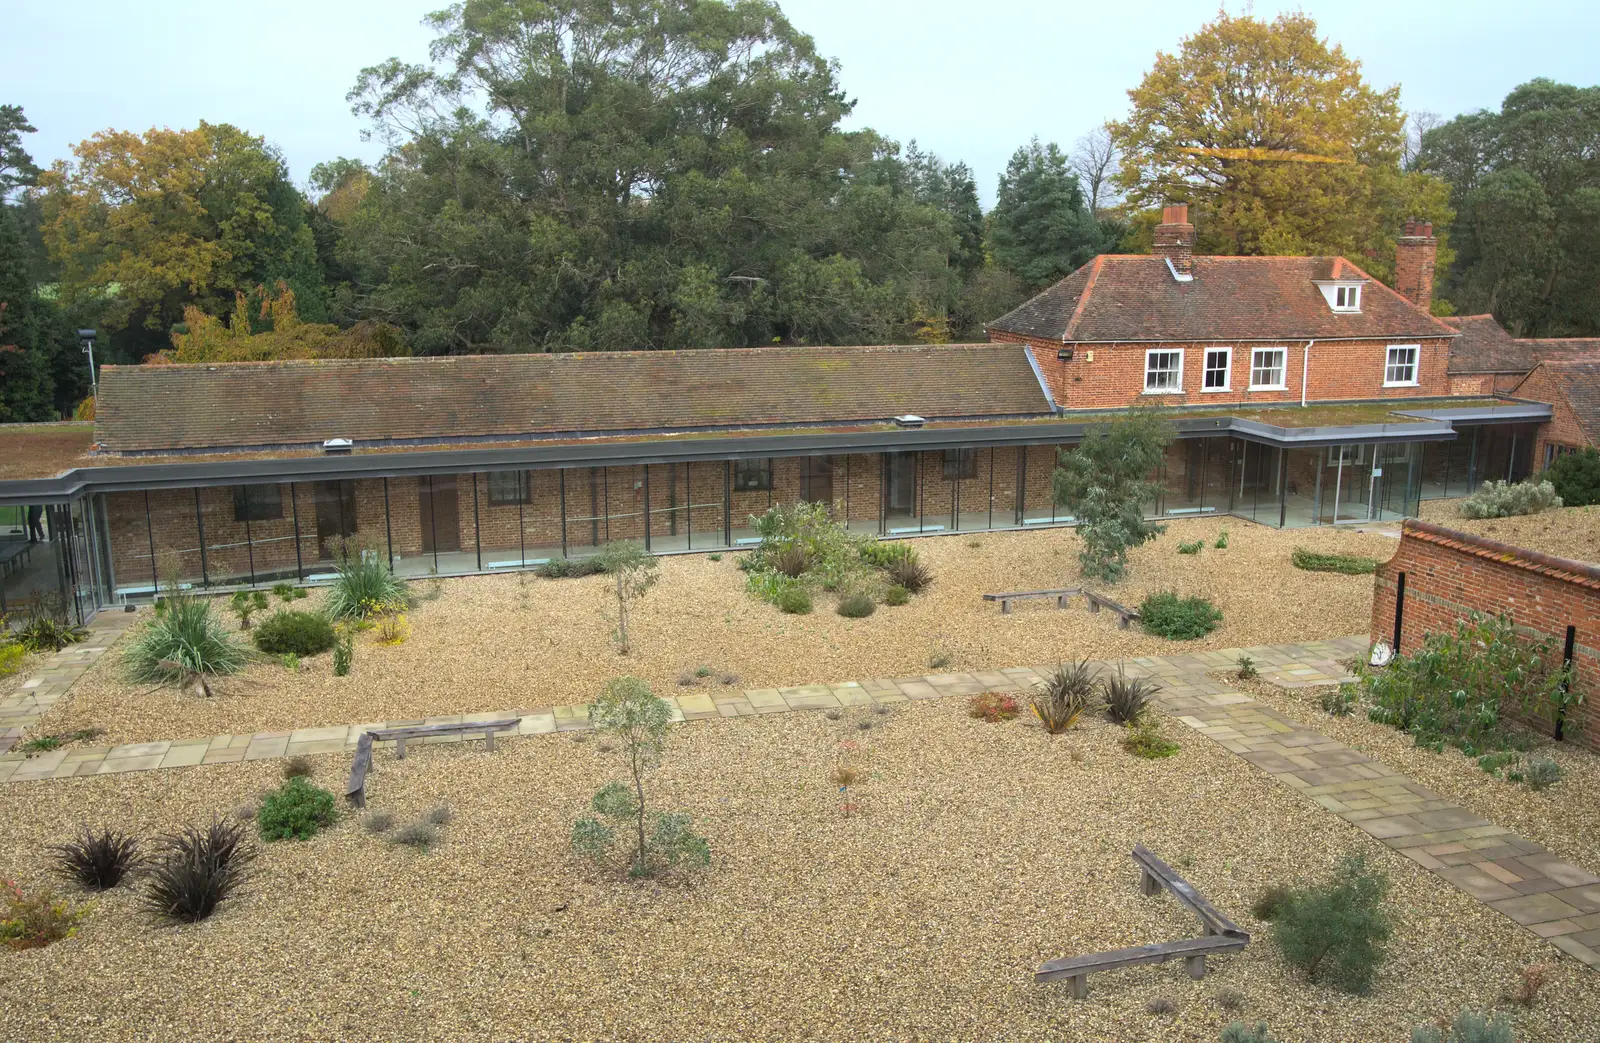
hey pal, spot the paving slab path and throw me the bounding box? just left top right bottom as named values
left=2, top=626, right=1597, bottom=968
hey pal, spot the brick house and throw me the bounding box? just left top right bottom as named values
left=1513, top=360, right=1600, bottom=467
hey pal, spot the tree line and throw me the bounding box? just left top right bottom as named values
left=2, top=3, right=1596, bottom=422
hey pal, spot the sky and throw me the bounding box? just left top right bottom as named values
left=5, top=0, right=1599, bottom=207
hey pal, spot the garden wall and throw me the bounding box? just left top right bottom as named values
left=1371, top=519, right=1600, bottom=751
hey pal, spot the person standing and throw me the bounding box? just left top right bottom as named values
left=26, top=505, right=44, bottom=543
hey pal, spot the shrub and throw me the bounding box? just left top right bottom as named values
left=1053, top=408, right=1174, bottom=582
left=968, top=692, right=1020, bottom=723
left=1236, top=654, right=1258, bottom=680
left=50, top=827, right=140, bottom=890
left=1524, top=755, right=1562, bottom=791
left=1213, top=988, right=1246, bottom=1013
left=1291, top=548, right=1379, bottom=574
left=884, top=584, right=910, bottom=606
left=363, top=811, right=395, bottom=834
left=537, top=557, right=573, bottom=578
left=1145, top=996, right=1177, bottom=1015
left=836, top=592, right=876, bottom=618
left=323, top=537, right=408, bottom=620
left=1251, top=882, right=1295, bottom=922
left=257, top=777, right=338, bottom=841
left=776, top=586, right=813, bottom=615
left=1032, top=660, right=1100, bottom=734
left=1361, top=612, right=1574, bottom=755
left=1221, top=1024, right=1279, bottom=1043
left=0, top=640, right=26, bottom=677
left=392, top=820, right=439, bottom=850
left=270, top=582, right=297, bottom=601
left=707, top=553, right=722, bottom=562
left=124, top=590, right=250, bottom=691
left=1510, top=962, right=1549, bottom=1008
left=424, top=805, right=453, bottom=826
left=1, top=880, right=88, bottom=950
left=1177, top=539, right=1205, bottom=555
left=1123, top=716, right=1180, bottom=758
left=13, top=593, right=89, bottom=652
left=1320, top=686, right=1358, bottom=717
left=884, top=551, right=933, bottom=593
left=596, top=540, right=659, bottom=654
left=281, top=755, right=314, bottom=779
left=228, top=590, right=268, bottom=629
left=252, top=610, right=337, bottom=656
left=1104, top=667, right=1161, bottom=724
left=1214, top=529, right=1229, bottom=549
left=333, top=630, right=354, bottom=676
left=143, top=819, right=252, bottom=923
left=857, top=540, right=902, bottom=569
left=1271, top=854, right=1391, bottom=994
left=1543, top=446, right=1600, bottom=507
left=1460, top=478, right=1561, bottom=519
left=1411, top=1009, right=1514, bottom=1043
left=1140, top=592, right=1222, bottom=640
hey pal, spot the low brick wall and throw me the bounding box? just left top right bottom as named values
left=1370, top=519, right=1600, bottom=751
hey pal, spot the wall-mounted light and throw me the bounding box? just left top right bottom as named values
left=1057, top=349, right=1074, bottom=361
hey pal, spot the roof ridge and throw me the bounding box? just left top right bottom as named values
left=1062, top=255, right=1106, bottom=342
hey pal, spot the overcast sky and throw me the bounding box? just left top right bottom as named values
left=5, top=0, right=1597, bottom=206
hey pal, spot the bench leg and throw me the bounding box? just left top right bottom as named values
left=484, top=730, right=495, bottom=753
left=1001, top=600, right=1011, bottom=615
left=350, top=787, right=366, bottom=810
left=1140, top=869, right=1159, bottom=896
left=1118, top=615, right=1130, bottom=630
left=1087, top=599, right=1100, bottom=614
left=1057, top=595, right=1067, bottom=609
left=1069, top=974, right=1087, bottom=999
left=395, top=736, right=407, bottom=760
left=1185, top=954, right=1206, bottom=980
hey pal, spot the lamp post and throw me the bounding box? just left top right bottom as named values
left=77, top=328, right=98, bottom=401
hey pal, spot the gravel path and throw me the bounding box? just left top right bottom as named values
left=2, top=698, right=1594, bottom=1043
left=31, top=519, right=1400, bottom=746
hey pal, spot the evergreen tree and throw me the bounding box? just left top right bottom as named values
left=989, top=138, right=1113, bottom=289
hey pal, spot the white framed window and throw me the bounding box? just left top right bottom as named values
left=1384, top=345, right=1419, bottom=386
left=1201, top=347, right=1231, bottom=391
left=1334, top=284, right=1362, bottom=311
left=1144, top=349, right=1183, bottom=394
left=1249, top=348, right=1287, bottom=390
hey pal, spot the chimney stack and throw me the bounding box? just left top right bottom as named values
left=1153, top=204, right=1196, bottom=277
left=1394, top=218, right=1437, bottom=309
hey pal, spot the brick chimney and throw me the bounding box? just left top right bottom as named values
left=1153, top=204, right=1196, bottom=277
left=1394, top=219, right=1437, bottom=309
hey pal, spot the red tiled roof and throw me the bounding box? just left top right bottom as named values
left=1439, top=315, right=1534, bottom=374
left=94, top=344, right=1055, bottom=453
left=1517, top=337, right=1600, bottom=363
left=987, top=255, right=1459, bottom=344
left=1523, top=359, right=1600, bottom=446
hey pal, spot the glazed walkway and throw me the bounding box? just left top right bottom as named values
left=2, top=626, right=1597, bottom=968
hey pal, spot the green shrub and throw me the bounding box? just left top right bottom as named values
left=252, top=610, right=336, bottom=656
left=1123, top=716, right=1180, bottom=758
left=124, top=591, right=251, bottom=686
left=12, top=593, right=88, bottom=652
left=836, top=592, right=876, bottom=618
left=333, top=631, right=353, bottom=676
left=1271, top=854, right=1391, bottom=994
left=1, top=881, right=89, bottom=949
left=537, top=557, right=572, bottom=578
left=228, top=590, right=268, bottom=629
left=1251, top=882, right=1294, bottom=922
left=1320, top=686, right=1358, bottom=717
left=1214, top=529, right=1229, bottom=549
left=776, top=586, right=813, bottom=615
left=1236, top=654, right=1257, bottom=680
left=1361, top=612, right=1575, bottom=755
left=884, top=584, right=910, bottom=606
left=707, top=553, right=722, bottom=562
left=257, top=777, right=338, bottom=841
left=1053, top=408, right=1174, bottom=582
left=1177, top=539, right=1205, bottom=555
left=1032, top=660, right=1101, bottom=734
left=1139, top=592, right=1222, bottom=640
left=1221, top=1024, right=1279, bottom=1043
left=270, top=582, right=297, bottom=600
left=1543, top=446, right=1600, bottom=507
left=745, top=502, right=867, bottom=605
left=323, top=538, right=408, bottom=620
left=0, top=641, right=26, bottom=677
left=1103, top=666, right=1160, bottom=723
left=1524, top=755, right=1562, bottom=791
left=1460, top=478, right=1561, bottom=519
left=1410, top=1009, right=1514, bottom=1043
left=857, top=539, right=903, bottom=569
left=1291, top=548, right=1379, bottom=574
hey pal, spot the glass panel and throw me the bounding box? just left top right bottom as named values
left=242, top=483, right=299, bottom=586
left=950, top=448, right=991, bottom=531
left=884, top=451, right=922, bottom=534
left=647, top=463, right=690, bottom=554
left=1160, top=439, right=1214, bottom=517
left=1020, top=444, right=1062, bottom=525
left=1233, top=440, right=1284, bottom=525
left=524, top=469, right=564, bottom=564
left=602, top=465, right=646, bottom=546
left=1281, top=448, right=1322, bottom=527
left=197, top=485, right=250, bottom=586
left=687, top=460, right=730, bottom=551
left=1372, top=442, right=1418, bottom=521
left=1202, top=436, right=1232, bottom=514
left=104, top=491, right=157, bottom=598
left=841, top=454, right=881, bottom=537
left=563, top=467, right=605, bottom=558
left=475, top=471, right=529, bottom=570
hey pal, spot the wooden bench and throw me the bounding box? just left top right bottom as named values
left=982, top=588, right=1081, bottom=615
left=1035, top=844, right=1250, bottom=998
left=1083, top=590, right=1141, bottom=630
left=345, top=718, right=520, bottom=808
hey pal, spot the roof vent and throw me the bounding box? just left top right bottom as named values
left=322, top=438, right=354, bottom=454
left=891, top=414, right=926, bottom=428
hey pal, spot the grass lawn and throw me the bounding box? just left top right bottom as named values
left=27, top=519, right=1400, bottom=746
left=2, top=698, right=1594, bottom=1043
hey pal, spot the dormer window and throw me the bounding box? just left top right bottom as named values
left=1333, top=284, right=1361, bottom=311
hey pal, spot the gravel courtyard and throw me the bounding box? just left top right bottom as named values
left=31, top=518, right=1399, bottom=745
left=2, top=697, right=1594, bottom=1043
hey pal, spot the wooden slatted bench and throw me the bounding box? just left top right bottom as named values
left=345, top=718, right=520, bottom=809
left=1083, top=590, right=1141, bottom=630
left=1035, top=844, right=1250, bottom=998
left=982, top=588, right=1081, bottom=614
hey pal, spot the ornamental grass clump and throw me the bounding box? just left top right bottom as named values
left=1032, top=660, right=1100, bottom=734
left=50, top=827, right=140, bottom=890
left=1103, top=667, right=1161, bottom=724
left=323, top=536, right=408, bottom=621
left=143, top=819, right=253, bottom=923
left=124, top=588, right=250, bottom=694
left=1264, top=853, right=1391, bottom=995
left=571, top=677, right=709, bottom=879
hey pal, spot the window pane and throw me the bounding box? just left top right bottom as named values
left=1203, top=349, right=1229, bottom=389
left=1251, top=349, right=1284, bottom=387
left=1145, top=351, right=1181, bottom=390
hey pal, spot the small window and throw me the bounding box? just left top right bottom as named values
left=943, top=448, right=977, bottom=480
left=1546, top=443, right=1578, bottom=467
left=232, top=484, right=283, bottom=522
left=1384, top=345, right=1419, bottom=386
left=1249, top=348, right=1287, bottom=390
left=1144, top=349, right=1183, bottom=393
left=1202, top=348, right=1231, bottom=391
left=733, top=458, right=773, bottom=492
left=486, top=470, right=532, bottom=506
left=1333, top=284, right=1362, bottom=311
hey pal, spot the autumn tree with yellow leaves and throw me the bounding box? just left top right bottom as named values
left=152, top=282, right=405, bottom=364
left=1112, top=11, right=1452, bottom=280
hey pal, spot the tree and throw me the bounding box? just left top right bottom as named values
left=151, top=282, right=406, bottom=364
left=595, top=539, right=659, bottom=654
left=0, top=205, right=82, bottom=421
left=1071, top=125, right=1122, bottom=217
left=1402, top=111, right=1442, bottom=172
left=572, top=676, right=709, bottom=878
left=989, top=138, right=1116, bottom=289
left=1112, top=11, right=1451, bottom=280
left=38, top=123, right=327, bottom=345
left=0, top=105, right=41, bottom=201
left=1052, top=408, right=1174, bottom=582
left=337, top=0, right=971, bottom=353
left=1544, top=447, right=1600, bottom=508
left=1418, top=80, right=1600, bottom=335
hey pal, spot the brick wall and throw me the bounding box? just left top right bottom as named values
left=989, top=333, right=1453, bottom=412
left=1512, top=365, right=1594, bottom=467
left=1370, top=519, right=1599, bottom=751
